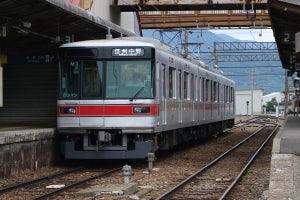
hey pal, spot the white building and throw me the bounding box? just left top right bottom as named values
left=235, top=89, right=263, bottom=115
left=262, top=92, right=284, bottom=105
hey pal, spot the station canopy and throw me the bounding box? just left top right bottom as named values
left=268, top=0, right=300, bottom=76
left=0, top=0, right=136, bottom=54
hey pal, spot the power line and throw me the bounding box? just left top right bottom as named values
left=226, top=73, right=285, bottom=76
left=219, top=65, right=282, bottom=68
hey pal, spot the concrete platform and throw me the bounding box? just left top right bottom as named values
left=268, top=116, right=300, bottom=200
left=0, top=127, right=55, bottom=144
left=273, top=116, right=300, bottom=155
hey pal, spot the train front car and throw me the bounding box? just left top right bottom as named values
left=57, top=39, right=158, bottom=159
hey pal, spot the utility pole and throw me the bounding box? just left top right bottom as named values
left=183, top=29, right=189, bottom=58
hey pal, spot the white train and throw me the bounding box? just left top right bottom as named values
left=57, top=37, right=235, bottom=159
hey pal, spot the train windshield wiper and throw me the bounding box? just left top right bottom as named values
left=130, top=86, right=144, bottom=101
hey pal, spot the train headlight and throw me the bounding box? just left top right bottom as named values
left=133, top=106, right=150, bottom=114
left=60, top=107, right=77, bottom=114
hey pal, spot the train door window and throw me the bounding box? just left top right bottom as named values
left=218, top=83, right=221, bottom=102
left=225, top=86, right=227, bottom=103
left=224, top=85, right=226, bottom=103
left=219, top=84, right=222, bottom=103
left=162, top=64, right=166, bottom=99
left=231, top=87, right=234, bottom=103
left=213, top=81, right=217, bottom=102
left=205, top=79, right=210, bottom=102
left=178, top=69, right=182, bottom=99
left=221, top=84, right=224, bottom=103
left=201, top=77, right=204, bottom=102
left=191, top=74, right=194, bottom=100
left=184, top=72, right=189, bottom=100
left=232, top=87, right=235, bottom=103
left=195, top=75, right=198, bottom=101
left=226, top=86, right=229, bottom=103
left=59, top=60, right=80, bottom=99
left=230, top=86, right=232, bottom=102
left=82, top=61, right=103, bottom=98
left=169, top=67, right=176, bottom=99
left=229, top=86, right=231, bottom=103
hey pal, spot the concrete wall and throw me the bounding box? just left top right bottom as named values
left=0, top=129, right=58, bottom=178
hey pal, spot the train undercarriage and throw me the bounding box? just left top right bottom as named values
left=60, top=119, right=234, bottom=159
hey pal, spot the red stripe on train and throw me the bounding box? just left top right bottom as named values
left=57, top=104, right=159, bottom=116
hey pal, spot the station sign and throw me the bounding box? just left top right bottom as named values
left=7, top=54, right=57, bottom=64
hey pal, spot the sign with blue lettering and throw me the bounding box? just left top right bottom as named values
left=8, top=54, right=57, bottom=64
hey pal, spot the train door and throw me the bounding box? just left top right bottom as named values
left=217, top=82, right=220, bottom=118
left=161, top=64, right=167, bottom=125
left=203, top=78, right=206, bottom=120
left=231, top=87, right=235, bottom=116
left=220, top=83, right=224, bottom=120
left=212, top=81, right=216, bottom=120
left=195, top=75, right=200, bottom=122
left=191, top=74, right=195, bottom=121
left=205, top=79, right=211, bottom=120
left=210, top=80, right=214, bottom=120
left=225, top=85, right=229, bottom=117
left=178, top=69, right=182, bottom=123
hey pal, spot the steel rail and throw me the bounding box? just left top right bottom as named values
left=219, top=125, right=279, bottom=199
left=223, top=116, right=262, bottom=133
left=0, top=167, right=84, bottom=195
left=155, top=125, right=266, bottom=200
left=32, top=167, right=122, bottom=200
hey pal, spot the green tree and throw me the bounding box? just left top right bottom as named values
left=265, top=97, right=277, bottom=112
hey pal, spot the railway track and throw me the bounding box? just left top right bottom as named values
left=155, top=122, right=279, bottom=200
left=0, top=116, right=279, bottom=199
left=0, top=166, right=121, bottom=199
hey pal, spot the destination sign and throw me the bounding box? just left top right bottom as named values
left=112, top=48, right=144, bottom=57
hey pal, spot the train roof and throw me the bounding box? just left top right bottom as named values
left=59, top=36, right=171, bottom=51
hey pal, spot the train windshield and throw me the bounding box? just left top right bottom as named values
left=105, top=60, right=154, bottom=99
left=58, top=60, right=154, bottom=99
left=59, top=61, right=80, bottom=99
left=59, top=60, right=103, bottom=99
